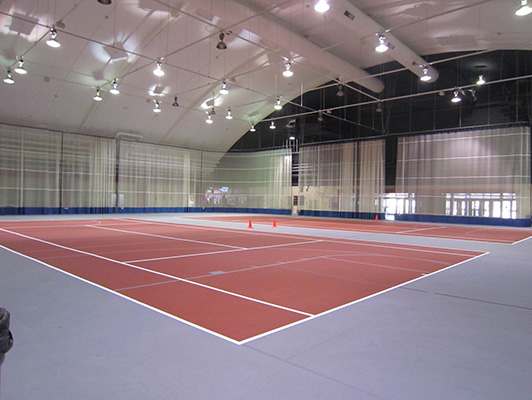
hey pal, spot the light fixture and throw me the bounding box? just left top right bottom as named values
left=153, top=60, right=164, bottom=77
left=270, top=121, right=276, bottom=129
left=516, top=0, right=532, bottom=16
left=219, top=81, right=229, bottom=95
left=172, top=96, right=179, bottom=107
left=289, top=134, right=296, bottom=141
left=314, top=0, right=330, bottom=13
left=97, top=0, right=112, bottom=4
left=420, top=66, right=432, bottom=82
left=317, top=111, right=323, bottom=122
left=451, top=90, right=462, bottom=103
left=376, top=102, right=383, bottom=113
left=274, top=97, right=282, bottom=110
left=216, top=32, right=227, bottom=50
left=225, top=108, right=233, bottom=120
left=206, top=114, right=214, bottom=124
left=46, top=26, right=60, bottom=48
left=153, top=100, right=162, bottom=113
left=93, top=88, right=103, bottom=101
left=250, top=124, right=256, bottom=132
left=109, top=79, right=119, bottom=95
left=336, top=83, right=344, bottom=97
left=476, top=75, right=486, bottom=85
left=3, top=70, right=14, bottom=84
left=375, top=34, right=389, bottom=53
left=14, top=57, right=27, bottom=74
left=283, top=60, right=294, bottom=77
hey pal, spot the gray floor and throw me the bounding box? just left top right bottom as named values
left=1, top=214, right=531, bottom=400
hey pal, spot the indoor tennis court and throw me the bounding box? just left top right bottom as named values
left=2, top=213, right=532, bottom=399
left=0, top=217, right=491, bottom=343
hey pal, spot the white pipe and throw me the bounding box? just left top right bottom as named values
left=191, top=0, right=385, bottom=93
left=329, top=0, right=439, bottom=82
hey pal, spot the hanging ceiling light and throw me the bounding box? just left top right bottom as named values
left=274, top=97, right=282, bottom=110
left=3, top=70, right=14, bottom=84
left=250, top=124, right=256, bottom=132
left=46, top=26, right=60, bottom=48
left=476, top=75, right=486, bottom=85
left=172, top=96, right=179, bottom=107
left=153, top=60, right=164, bottom=77
left=153, top=100, right=162, bottom=113
left=317, top=111, right=324, bottom=122
left=219, top=81, right=229, bottom=95
left=225, top=108, right=233, bottom=120
left=109, top=79, right=120, bottom=95
left=93, top=87, right=103, bottom=101
left=206, top=113, right=214, bottom=124
left=516, top=0, right=532, bottom=15
left=419, top=66, right=432, bottom=82
left=14, top=57, right=27, bottom=74
left=314, top=0, right=330, bottom=13
left=336, top=83, right=344, bottom=97
left=283, top=60, right=294, bottom=77
left=375, top=34, right=389, bottom=53
left=97, top=0, right=112, bottom=4
left=451, top=90, right=462, bottom=103
left=216, top=32, right=227, bottom=50
left=270, top=121, right=276, bottom=129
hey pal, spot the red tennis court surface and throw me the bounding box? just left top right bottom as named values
left=0, top=218, right=485, bottom=344
left=192, top=215, right=532, bottom=244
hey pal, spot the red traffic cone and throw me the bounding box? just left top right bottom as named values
left=248, top=220, right=253, bottom=229
left=273, top=219, right=277, bottom=228
left=375, top=215, right=378, bottom=221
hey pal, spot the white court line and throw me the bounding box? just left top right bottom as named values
left=239, top=251, right=490, bottom=344
left=123, top=218, right=483, bottom=256
left=87, top=224, right=246, bottom=250
left=511, top=235, right=532, bottom=245
left=397, top=226, right=448, bottom=234
left=0, top=228, right=314, bottom=320
left=0, top=243, right=243, bottom=345
left=127, top=239, right=324, bottom=263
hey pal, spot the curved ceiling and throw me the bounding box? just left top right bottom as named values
left=1, top=0, right=531, bottom=152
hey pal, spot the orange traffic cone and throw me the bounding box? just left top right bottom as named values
left=273, top=219, right=277, bottom=228
left=375, top=215, right=378, bottom=221
left=248, top=220, right=253, bottom=229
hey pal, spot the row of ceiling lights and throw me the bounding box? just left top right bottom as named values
left=4, top=0, right=531, bottom=127
left=3, top=25, right=60, bottom=84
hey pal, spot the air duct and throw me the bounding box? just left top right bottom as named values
left=329, top=0, right=439, bottom=82
left=193, top=0, right=384, bottom=93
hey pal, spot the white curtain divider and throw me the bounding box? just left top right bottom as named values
left=205, top=149, right=292, bottom=209
left=298, top=140, right=384, bottom=213
left=118, top=140, right=203, bottom=209
left=61, top=134, right=116, bottom=210
left=396, top=126, right=531, bottom=219
left=0, top=125, right=61, bottom=209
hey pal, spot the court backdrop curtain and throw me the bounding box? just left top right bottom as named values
left=118, top=140, right=201, bottom=209
left=396, top=126, right=531, bottom=219
left=61, top=134, right=116, bottom=212
left=205, top=149, right=292, bottom=210
left=298, top=139, right=384, bottom=213
left=0, top=124, right=61, bottom=212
